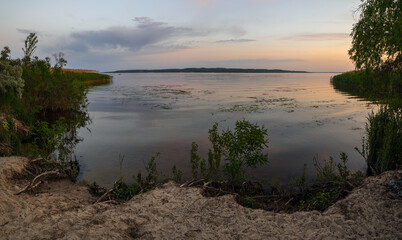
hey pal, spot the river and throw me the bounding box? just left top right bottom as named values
left=75, top=73, right=376, bottom=187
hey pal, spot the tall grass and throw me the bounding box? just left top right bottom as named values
left=63, top=71, right=112, bottom=85
left=331, top=70, right=402, bottom=108
left=357, top=106, right=402, bottom=175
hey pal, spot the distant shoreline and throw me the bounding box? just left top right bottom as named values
left=106, top=67, right=309, bottom=74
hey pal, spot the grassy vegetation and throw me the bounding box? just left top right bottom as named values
left=331, top=70, right=402, bottom=108
left=63, top=71, right=112, bottom=86
left=89, top=153, right=161, bottom=202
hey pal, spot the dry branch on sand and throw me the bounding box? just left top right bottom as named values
left=15, top=170, right=66, bottom=195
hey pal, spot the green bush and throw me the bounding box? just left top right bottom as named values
left=113, top=181, right=141, bottom=201
left=27, top=120, right=66, bottom=158
left=0, top=117, right=21, bottom=156
left=22, top=61, right=87, bottom=114
left=191, top=120, right=269, bottom=186
left=0, top=60, right=24, bottom=98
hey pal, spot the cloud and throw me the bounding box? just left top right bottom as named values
left=17, top=28, right=36, bottom=35
left=281, top=33, right=350, bottom=41
left=16, top=28, right=51, bottom=38
left=228, top=26, right=247, bottom=37
left=65, top=17, right=193, bottom=53
left=215, top=39, right=256, bottom=43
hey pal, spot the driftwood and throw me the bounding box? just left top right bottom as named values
left=180, top=179, right=196, bottom=188
left=180, top=179, right=236, bottom=197
left=188, top=179, right=206, bottom=187
left=180, top=179, right=206, bottom=188
left=202, top=185, right=237, bottom=197
left=203, top=181, right=212, bottom=188
left=245, top=195, right=283, bottom=199
left=285, top=198, right=294, bottom=206
left=94, top=188, right=114, bottom=204
left=15, top=170, right=65, bottom=195
left=94, top=179, right=121, bottom=204
left=30, top=157, right=45, bottom=164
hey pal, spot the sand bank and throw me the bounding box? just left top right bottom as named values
left=0, top=156, right=401, bottom=239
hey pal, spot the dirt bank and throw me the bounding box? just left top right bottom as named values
left=0, top=157, right=401, bottom=239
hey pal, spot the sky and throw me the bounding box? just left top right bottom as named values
left=0, top=0, right=362, bottom=72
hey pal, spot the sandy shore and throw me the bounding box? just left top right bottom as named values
left=0, top=156, right=401, bottom=239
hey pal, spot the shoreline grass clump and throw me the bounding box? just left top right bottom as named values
left=91, top=153, right=161, bottom=202
left=356, top=106, right=402, bottom=175
left=63, top=71, right=112, bottom=86
left=331, top=71, right=401, bottom=107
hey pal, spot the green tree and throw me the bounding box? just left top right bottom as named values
left=22, top=33, right=38, bottom=64
left=1, top=46, right=11, bottom=61
left=53, top=52, right=67, bottom=69
left=349, top=0, right=401, bottom=71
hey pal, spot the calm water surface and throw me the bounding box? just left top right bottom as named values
left=75, top=73, right=376, bottom=187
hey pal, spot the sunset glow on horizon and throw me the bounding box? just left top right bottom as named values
left=0, top=0, right=361, bottom=72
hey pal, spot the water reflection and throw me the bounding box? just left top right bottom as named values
left=76, top=73, right=377, bottom=188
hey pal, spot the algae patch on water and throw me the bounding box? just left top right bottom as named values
left=140, top=85, right=194, bottom=110
left=218, top=104, right=263, bottom=113
left=217, top=97, right=297, bottom=113
left=143, top=85, right=192, bottom=97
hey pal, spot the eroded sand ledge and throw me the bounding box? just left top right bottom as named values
left=0, top=156, right=401, bottom=239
